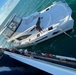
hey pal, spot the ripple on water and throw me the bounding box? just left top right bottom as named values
left=0, top=67, right=11, bottom=72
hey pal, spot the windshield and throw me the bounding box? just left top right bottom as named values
left=3, top=16, right=22, bottom=38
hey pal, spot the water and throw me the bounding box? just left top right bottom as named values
left=0, top=67, right=11, bottom=72
left=0, top=0, right=76, bottom=58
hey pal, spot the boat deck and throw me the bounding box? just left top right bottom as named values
left=4, top=51, right=76, bottom=75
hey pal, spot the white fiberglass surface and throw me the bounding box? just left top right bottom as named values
left=16, top=2, right=70, bottom=42
left=9, top=1, right=72, bottom=44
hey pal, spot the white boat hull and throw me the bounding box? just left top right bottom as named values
left=14, top=16, right=74, bottom=48
left=0, top=1, right=74, bottom=48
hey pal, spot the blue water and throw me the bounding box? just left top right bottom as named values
left=0, top=0, right=76, bottom=58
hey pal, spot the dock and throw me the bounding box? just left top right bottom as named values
left=4, top=51, right=76, bottom=75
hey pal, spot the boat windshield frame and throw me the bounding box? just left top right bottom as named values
left=3, top=16, right=22, bottom=38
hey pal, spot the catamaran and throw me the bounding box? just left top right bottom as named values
left=0, top=1, right=74, bottom=48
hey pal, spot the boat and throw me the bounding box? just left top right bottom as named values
left=4, top=49, right=76, bottom=75
left=0, top=1, right=74, bottom=48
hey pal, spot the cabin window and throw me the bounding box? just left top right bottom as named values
left=46, top=8, right=49, bottom=11
left=52, top=31, right=60, bottom=35
left=17, top=34, right=31, bottom=41
left=48, top=26, right=53, bottom=30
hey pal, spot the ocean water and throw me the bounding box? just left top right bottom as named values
left=0, top=0, right=76, bottom=58
left=0, top=67, right=11, bottom=72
